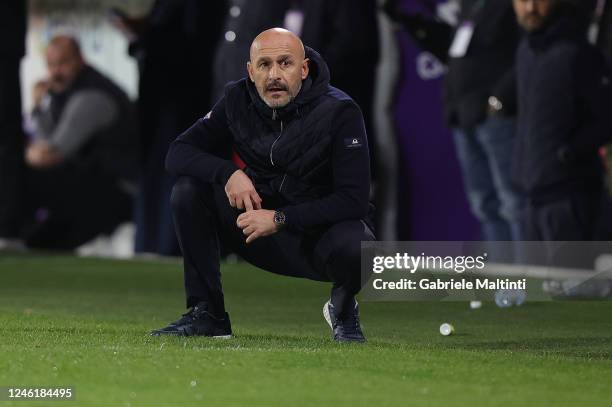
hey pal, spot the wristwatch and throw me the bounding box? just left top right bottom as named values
left=273, top=210, right=287, bottom=228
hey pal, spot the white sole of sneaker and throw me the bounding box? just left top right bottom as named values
left=212, top=334, right=233, bottom=339
left=322, top=300, right=333, bottom=330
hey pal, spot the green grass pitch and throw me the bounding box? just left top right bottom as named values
left=1, top=254, right=611, bottom=406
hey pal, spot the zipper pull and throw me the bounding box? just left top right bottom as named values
left=272, top=109, right=277, bottom=120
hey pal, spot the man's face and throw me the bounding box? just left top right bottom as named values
left=513, top=0, right=558, bottom=32
left=247, top=33, right=309, bottom=109
left=46, top=42, right=84, bottom=93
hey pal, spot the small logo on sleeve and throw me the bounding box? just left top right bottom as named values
left=345, top=138, right=363, bottom=148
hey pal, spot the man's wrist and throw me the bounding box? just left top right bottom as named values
left=273, top=210, right=287, bottom=229
left=222, top=165, right=241, bottom=186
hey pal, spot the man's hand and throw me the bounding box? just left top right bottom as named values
left=487, top=96, right=504, bottom=116
left=225, top=169, right=262, bottom=211
left=236, top=209, right=278, bottom=244
left=25, top=140, right=63, bottom=168
left=32, top=80, right=50, bottom=108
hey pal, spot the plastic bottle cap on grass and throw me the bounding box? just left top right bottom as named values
left=439, top=323, right=454, bottom=336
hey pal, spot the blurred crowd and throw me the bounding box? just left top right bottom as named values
left=1, top=0, right=611, bottom=256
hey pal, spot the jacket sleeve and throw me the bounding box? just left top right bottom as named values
left=45, top=90, right=118, bottom=158
left=490, top=65, right=517, bottom=116
left=567, top=47, right=612, bottom=158
left=280, top=102, right=371, bottom=231
left=165, top=96, right=238, bottom=185
left=489, top=8, right=520, bottom=116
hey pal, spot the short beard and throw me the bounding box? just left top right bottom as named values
left=264, top=94, right=293, bottom=109
left=261, top=82, right=302, bottom=109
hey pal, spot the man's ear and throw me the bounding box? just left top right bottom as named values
left=301, top=58, right=310, bottom=80
left=247, top=61, right=254, bottom=82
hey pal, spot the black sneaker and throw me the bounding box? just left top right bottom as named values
left=150, top=303, right=232, bottom=338
left=323, top=299, right=366, bottom=343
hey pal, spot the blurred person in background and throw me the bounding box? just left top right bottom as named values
left=384, top=0, right=524, bottom=246
left=599, top=0, right=612, bottom=64
left=109, top=0, right=227, bottom=256
left=513, top=0, right=612, bottom=240
left=0, top=35, right=137, bottom=249
left=0, top=1, right=27, bottom=250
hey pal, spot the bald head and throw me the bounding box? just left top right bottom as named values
left=46, top=35, right=85, bottom=93
left=247, top=28, right=309, bottom=109
left=249, top=28, right=305, bottom=62
left=48, top=35, right=82, bottom=57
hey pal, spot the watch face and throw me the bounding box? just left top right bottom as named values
left=274, top=211, right=286, bottom=225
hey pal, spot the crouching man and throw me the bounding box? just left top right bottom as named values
left=151, top=28, right=376, bottom=342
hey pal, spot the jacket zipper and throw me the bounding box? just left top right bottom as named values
left=270, top=109, right=286, bottom=192
left=279, top=173, right=287, bottom=192
left=269, top=111, right=283, bottom=166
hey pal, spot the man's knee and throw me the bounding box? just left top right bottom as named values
left=170, top=176, right=210, bottom=216
left=317, top=220, right=375, bottom=268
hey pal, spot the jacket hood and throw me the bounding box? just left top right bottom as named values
left=526, top=11, right=587, bottom=50
left=246, top=46, right=331, bottom=120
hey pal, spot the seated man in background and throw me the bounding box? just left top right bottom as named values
left=2, top=35, right=137, bottom=250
